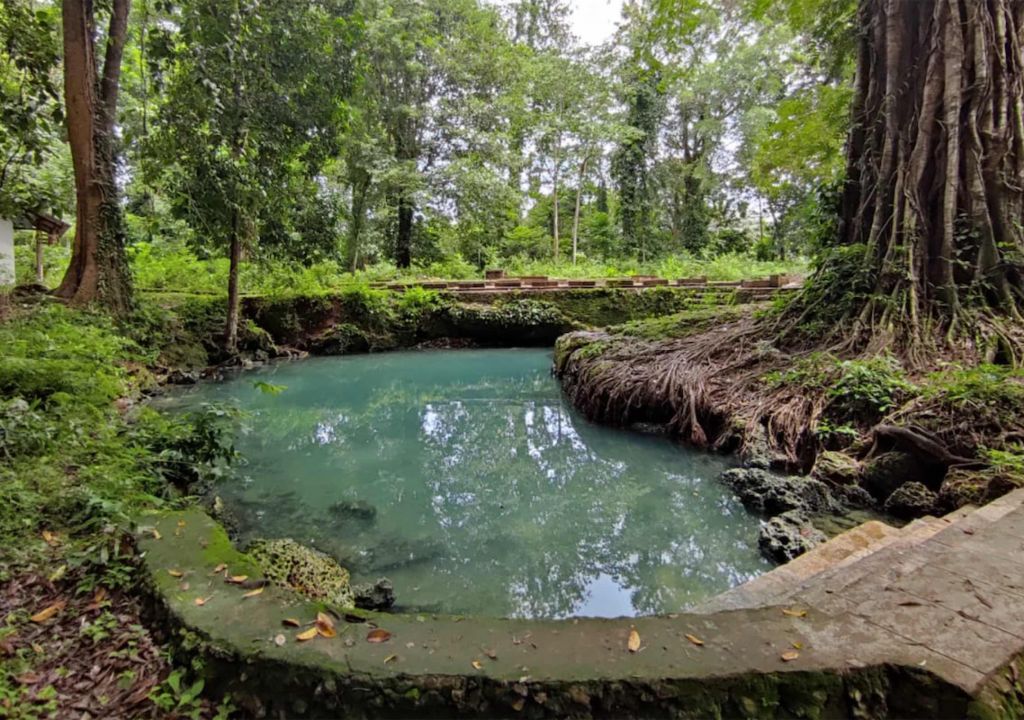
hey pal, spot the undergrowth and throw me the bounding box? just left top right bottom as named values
left=0, top=298, right=238, bottom=717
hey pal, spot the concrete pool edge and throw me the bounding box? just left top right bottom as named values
left=135, top=507, right=1024, bottom=718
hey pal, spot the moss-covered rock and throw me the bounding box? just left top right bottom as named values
left=884, top=481, right=938, bottom=519
left=861, top=452, right=925, bottom=501
left=812, top=451, right=862, bottom=486
left=247, top=538, right=354, bottom=608
left=758, top=510, right=826, bottom=563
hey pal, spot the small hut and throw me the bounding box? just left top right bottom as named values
left=0, top=211, right=71, bottom=285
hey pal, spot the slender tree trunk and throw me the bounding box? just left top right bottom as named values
left=35, top=233, right=45, bottom=283
left=396, top=192, right=413, bottom=268
left=551, top=163, right=560, bottom=260
left=347, top=167, right=371, bottom=272
left=835, top=0, right=1024, bottom=349
left=56, top=0, right=133, bottom=314
left=225, top=212, right=242, bottom=354
left=571, top=154, right=591, bottom=265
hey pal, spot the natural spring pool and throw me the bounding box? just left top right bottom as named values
left=162, top=349, right=769, bottom=618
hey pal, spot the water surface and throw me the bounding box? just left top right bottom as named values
left=163, top=349, right=768, bottom=618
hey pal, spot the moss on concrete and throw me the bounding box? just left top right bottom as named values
left=136, top=508, right=987, bottom=719
left=248, top=538, right=354, bottom=607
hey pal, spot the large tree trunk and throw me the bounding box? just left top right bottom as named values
left=837, top=0, right=1024, bottom=353
left=56, top=0, right=133, bottom=314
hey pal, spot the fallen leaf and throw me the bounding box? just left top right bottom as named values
left=16, top=672, right=41, bottom=685
left=274, top=634, right=286, bottom=647
left=317, top=624, right=336, bottom=639
left=30, top=600, right=67, bottom=624
left=316, top=612, right=335, bottom=630
left=167, top=569, right=184, bottom=578
left=177, top=519, right=186, bottom=527
left=627, top=628, right=641, bottom=653
left=511, top=698, right=525, bottom=712
left=211, top=564, right=227, bottom=575
left=484, top=648, right=497, bottom=660
left=151, top=528, right=162, bottom=540
left=242, top=586, right=265, bottom=599
left=384, top=654, right=398, bottom=664
left=791, top=641, right=803, bottom=650
left=47, top=565, right=67, bottom=583
left=93, top=588, right=107, bottom=604
left=782, top=608, right=807, bottom=618
left=282, top=618, right=302, bottom=627
left=297, top=627, right=319, bottom=642
left=781, top=650, right=800, bottom=662
left=366, top=629, right=392, bottom=644
left=471, top=660, right=483, bottom=670
left=41, top=530, right=59, bottom=547
left=180, top=582, right=191, bottom=592
left=684, top=634, right=704, bottom=647
left=226, top=575, right=248, bottom=584
left=194, top=596, right=212, bottom=606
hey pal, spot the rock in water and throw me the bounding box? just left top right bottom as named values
left=328, top=499, right=377, bottom=524
left=758, top=510, right=827, bottom=563
left=884, top=481, right=938, bottom=519
left=719, top=468, right=839, bottom=516
left=247, top=538, right=354, bottom=607
left=352, top=578, right=395, bottom=611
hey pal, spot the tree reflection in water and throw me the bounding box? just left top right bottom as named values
left=164, top=349, right=769, bottom=618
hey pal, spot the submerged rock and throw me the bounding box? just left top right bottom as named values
left=720, top=468, right=839, bottom=516
left=758, top=510, right=827, bottom=563
left=247, top=538, right=354, bottom=607
left=352, top=578, right=395, bottom=611
left=884, top=481, right=938, bottom=520
left=328, top=499, right=377, bottom=524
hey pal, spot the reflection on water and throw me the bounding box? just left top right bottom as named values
left=162, top=349, right=769, bottom=618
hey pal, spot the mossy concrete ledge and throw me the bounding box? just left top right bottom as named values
left=136, top=509, right=1015, bottom=718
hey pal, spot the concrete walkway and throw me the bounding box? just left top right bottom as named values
left=135, top=490, right=1024, bottom=718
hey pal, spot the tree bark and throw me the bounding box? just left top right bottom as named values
left=834, top=0, right=1024, bottom=348
left=224, top=212, right=242, bottom=354
left=35, top=233, right=45, bottom=283
left=55, top=0, right=133, bottom=314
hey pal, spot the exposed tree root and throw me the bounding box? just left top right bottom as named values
left=557, top=303, right=1024, bottom=473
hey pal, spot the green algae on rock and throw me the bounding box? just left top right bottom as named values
left=247, top=538, right=355, bottom=608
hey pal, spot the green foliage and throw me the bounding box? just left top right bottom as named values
left=0, top=304, right=139, bottom=404
left=0, top=0, right=65, bottom=217
left=829, top=356, right=917, bottom=417
left=149, top=669, right=206, bottom=719
left=766, top=352, right=916, bottom=421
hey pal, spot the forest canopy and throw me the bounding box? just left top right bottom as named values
left=2, top=0, right=850, bottom=292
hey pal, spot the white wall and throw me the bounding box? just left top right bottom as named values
left=0, top=218, right=14, bottom=286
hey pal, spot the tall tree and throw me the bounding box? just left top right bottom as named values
left=834, top=0, right=1024, bottom=355
left=156, top=0, right=353, bottom=352
left=55, top=0, right=133, bottom=313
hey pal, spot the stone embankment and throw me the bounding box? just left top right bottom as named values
left=138, top=490, right=1024, bottom=718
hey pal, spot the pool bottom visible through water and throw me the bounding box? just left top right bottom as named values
left=163, top=349, right=769, bottom=619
